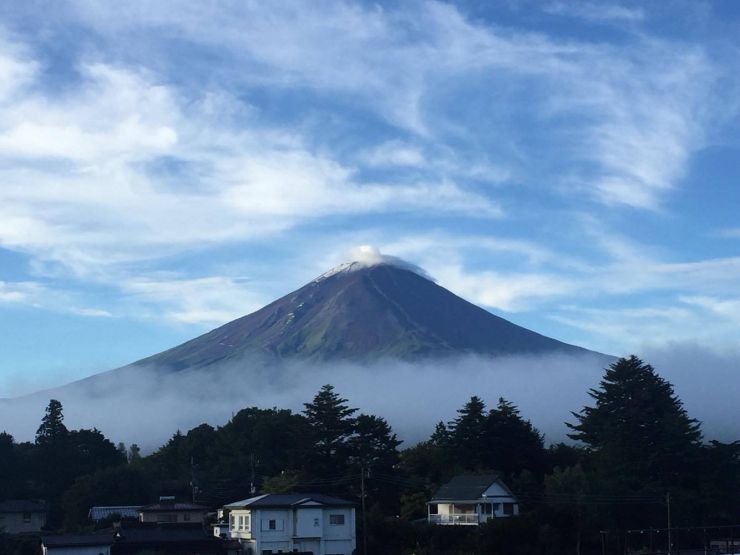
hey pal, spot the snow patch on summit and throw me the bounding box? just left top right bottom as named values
left=315, top=246, right=434, bottom=282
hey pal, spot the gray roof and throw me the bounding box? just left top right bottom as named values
left=430, top=474, right=514, bottom=502
left=42, top=532, right=112, bottom=547
left=89, top=505, right=141, bottom=520
left=113, top=525, right=214, bottom=543
left=139, top=502, right=209, bottom=512
left=0, top=499, right=47, bottom=514
left=224, top=493, right=355, bottom=509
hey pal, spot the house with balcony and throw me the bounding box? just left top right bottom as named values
left=428, top=474, right=519, bottom=525
left=219, top=493, right=356, bottom=555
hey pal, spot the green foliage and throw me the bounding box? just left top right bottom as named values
left=36, top=399, right=67, bottom=444
left=0, top=432, right=28, bottom=499
left=303, top=384, right=358, bottom=475
left=262, top=470, right=301, bottom=493
left=128, top=443, right=142, bottom=463
left=399, top=491, right=428, bottom=521
left=61, top=465, right=154, bottom=531
left=351, top=414, right=402, bottom=467
left=568, top=355, right=702, bottom=490
left=432, top=395, right=548, bottom=477
left=448, top=396, right=487, bottom=466
left=482, top=397, right=547, bottom=477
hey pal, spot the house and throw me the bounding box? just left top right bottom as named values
left=428, top=474, right=519, bottom=525
left=42, top=531, right=113, bottom=555
left=0, top=499, right=48, bottom=534
left=89, top=506, right=141, bottom=522
left=220, top=493, right=356, bottom=555
left=139, top=496, right=209, bottom=524
left=112, top=523, right=240, bottom=555
left=42, top=523, right=240, bottom=555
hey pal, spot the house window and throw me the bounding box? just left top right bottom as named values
left=503, top=503, right=514, bottom=515
left=428, top=504, right=438, bottom=515
left=492, top=503, right=500, bottom=513
left=183, top=512, right=191, bottom=521
left=261, top=518, right=283, bottom=531
left=158, top=513, right=177, bottom=523
left=329, top=514, right=345, bottom=525
left=230, top=514, right=235, bottom=530
left=22, top=512, right=32, bottom=523
left=482, top=504, right=492, bottom=515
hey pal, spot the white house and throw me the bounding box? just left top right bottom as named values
left=0, top=499, right=47, bottom=534
left=220, top=493, right=356, bottom=555
left=428, top=474, right=519, bottom=525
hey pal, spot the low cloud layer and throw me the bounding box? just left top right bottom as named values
left=1, top=348, right=737, bottom=453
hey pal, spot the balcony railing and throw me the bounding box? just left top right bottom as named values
left=429, top=514, right=482, bottom=525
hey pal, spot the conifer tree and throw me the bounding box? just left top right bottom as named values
left=303, top=385, right=358, bottom=476
left=483, top=397, right=546, bottom=476
left=568, top=355, right=702, bottom=489
left=36, top=399, right=68, bottom=444
left=448, top=396, right=487, bottom=468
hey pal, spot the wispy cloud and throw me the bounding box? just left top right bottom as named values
left=543, top=2, right=646, bottom=23
left=0, top=46, right=500, bottom=280
left=0, top=0, right=737, bottom=363
left=121, top=275, right=266, bottom=325
left=66, top=1, right=725, bottom=208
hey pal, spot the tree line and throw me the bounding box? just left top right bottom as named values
left=1, top=355, right=738, bottom=555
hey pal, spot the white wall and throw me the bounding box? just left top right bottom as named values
left=322, top=507, right=354, bottom=541
left=484, top=482, right=514, bottom=498
left=0, top=511, right=46, bottom=534
left=228, top=505, right=356, bottom=555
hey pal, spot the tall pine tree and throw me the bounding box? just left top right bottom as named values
left=448, top=396, right=487, bottom=468
left=567, top=355, right=702, bottom=490
left=303, top=385, right=358, bottom=478
left=36, top=399, right=68, bottom=444
left=483, top=397, right=546, bottom=477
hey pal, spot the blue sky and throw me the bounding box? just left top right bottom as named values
left=1, top=0, right=740, bottom=395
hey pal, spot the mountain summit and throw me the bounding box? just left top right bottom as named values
left=137, top=255, right=592, bottom=370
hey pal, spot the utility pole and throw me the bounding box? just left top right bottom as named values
left=250, top=453, right=257, bottom=495
left=190, top=456, right=198, bottom=503
left=666, top=492, right=672, bottom=555
left=361, top=465, right=368, bottom=555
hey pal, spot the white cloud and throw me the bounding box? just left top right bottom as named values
left=0, top=34, right=37, bottom=103
left=431, top=265, right=574, bottom=312
left=0, top=45, right=500, bottom=280
left=0, top=2, right=735, bottom=350
left=679, top=295, right=740, bottom=323
left=0, top=281, right=44, bottom=305
left=68, top=1, right=725, bottom=208
left=0, top=280, right=112, bottom=318
left=360, top=141, right=426, bottom=167
left=544, top=2, right=645, bottom=23
left=121, top=276, right=266, bottom=325
left=717, top=227, right=740, bottom=238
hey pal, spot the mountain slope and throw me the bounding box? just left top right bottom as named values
left=136, top=262, right=592, bottom=370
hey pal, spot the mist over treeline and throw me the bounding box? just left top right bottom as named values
left=1, top=346, right=738, bottom=451
left=0, top=355, right=738, bottom=555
